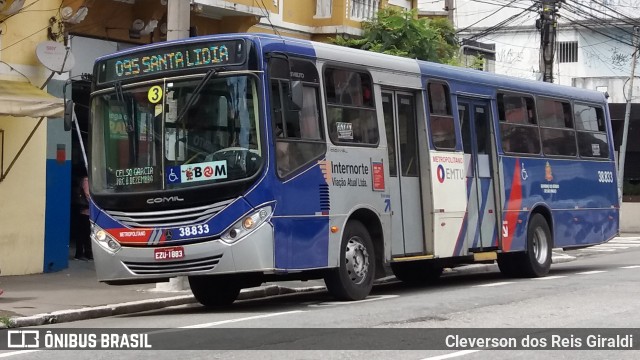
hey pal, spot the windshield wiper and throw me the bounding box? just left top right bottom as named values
left=175, top=68, right=218, bottom=124
left=114, top=81, right=135, bottom=133
left=114, top=81, right=140, bottom=166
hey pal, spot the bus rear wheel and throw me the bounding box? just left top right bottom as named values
left=499, top=214, right=552, bottom=278
left=188, top=276, right=241, bottom=308
left=324, top=220, right=375, bottom=301
left=521, top=213, right=552, bottom=277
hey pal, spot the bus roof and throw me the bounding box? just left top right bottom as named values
left=96, top=32, right=606, bottom=104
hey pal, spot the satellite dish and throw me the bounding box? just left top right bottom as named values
left=0, top=0, right=25, bottom=16
left=35, top=41, right=75, bottom=73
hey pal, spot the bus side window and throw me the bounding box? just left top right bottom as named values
left=574, top=104, right=609, bottom=158
left=270, top=58, right=326, bottom=177
left=537, top=98, right=576, bottom=157
left=498, top=93, right=541, bottom=154
left=427, top=82, right=456, bottom=149
left=325, top=68, right=378, bottom=145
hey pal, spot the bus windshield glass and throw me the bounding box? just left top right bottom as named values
left=90, top=74, right=262, bottom=194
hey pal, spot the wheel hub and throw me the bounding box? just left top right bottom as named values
left=533, top=227, right=549, bottom=264
left=345, top=237, right=369, bottom=284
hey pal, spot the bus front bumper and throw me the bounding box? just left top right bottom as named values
left=91, top=223, right=275, bottom=283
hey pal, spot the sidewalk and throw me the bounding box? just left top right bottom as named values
left=0, top=249, right=582, bottom=328
left=0, top=260, right=326, bottom=328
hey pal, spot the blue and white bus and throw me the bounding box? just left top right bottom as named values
left=87, top=33, right=619, bottom=306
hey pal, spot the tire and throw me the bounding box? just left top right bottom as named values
left=324, top=220, right=375, bottom=301
left=521, top=213, right=552, bottom=277
left=188, top=276, right=241, bottom=308
left=391, top=261, right=443, bottom=283
left=497, top=253, right=521, bottom=278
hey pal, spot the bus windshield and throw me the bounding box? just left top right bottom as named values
left=90, top=74, right=262, bottom=194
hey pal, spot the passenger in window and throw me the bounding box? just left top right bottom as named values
left=333, top=70, right=362, bottom=105
left=504, top=97, right=527, bottom=124
left=431, top=116, right=455, bottom=149
left=429, top=85, right=448, bottom=115
left=274, top=121, right=291, bottom=176
left=300, top=87, right=320, bottom=139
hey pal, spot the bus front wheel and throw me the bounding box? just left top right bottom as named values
left=188, top=276, right=241, bottom=308
left=324, top=220, right=375, bottom=301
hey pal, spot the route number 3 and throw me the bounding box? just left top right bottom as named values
left=148, top=85, right=163, bottom=103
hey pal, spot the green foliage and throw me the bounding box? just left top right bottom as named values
left=0, top=316, right=11, bottom=327
left=470, top=55, right=485, bottom=71
left=332, top=8, right=459, bottom=64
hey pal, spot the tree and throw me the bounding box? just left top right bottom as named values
left=333, top=8, right=459, bottom=64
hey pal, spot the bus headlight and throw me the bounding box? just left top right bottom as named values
left=221, top=205, right=272, bottom=244
left=91, top=224, right=121, bottom=253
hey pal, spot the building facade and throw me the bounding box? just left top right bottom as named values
left=454, top=0, right=640, bottom=182
left=0, top=0, right=67, bottom=276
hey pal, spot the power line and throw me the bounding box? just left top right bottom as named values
left=465, top=0, right=536, bottom=11
left=257, top=0, right=281, bottom=37
left=0, top=0, right=45, bottom=24
left=563, top=0, right=639, bottom=35
left=463, top=4, right=537, bottom=41
left=561, top=11, right=635, bottom=48
left=560, top=3, right=634, bottom=48
left=589, top=0, right=640, bottom=25
left=0, top=24, right=51, bottom=52
left=456, top=0, right=520, bottom=33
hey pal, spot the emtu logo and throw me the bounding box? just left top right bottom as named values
left=436, top=164, right=446, bottom=183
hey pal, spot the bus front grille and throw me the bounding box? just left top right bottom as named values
left=123, top=254, right=223, bottom=275
left=105, top=199, right=235, bottom=228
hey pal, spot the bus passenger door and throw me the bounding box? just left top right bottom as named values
left=458, top=98, right=498, bottom=250
left=382, top=90, right=424, bottom=256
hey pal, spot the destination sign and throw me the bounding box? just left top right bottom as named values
left=96, top=39, right=246, bottom=84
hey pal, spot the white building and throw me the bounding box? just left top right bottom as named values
left=452, top=1, right=639, bottom=94
left=442, top=0, right=640, bottom=180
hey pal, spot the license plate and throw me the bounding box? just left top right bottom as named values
left=154, top=246, right=185, bottom=261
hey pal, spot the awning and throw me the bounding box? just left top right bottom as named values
left=0, top=80, right=64, bottom=118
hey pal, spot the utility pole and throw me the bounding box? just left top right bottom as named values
left=444, top=0, right=454, bottom=23
left=167, top=0, right=190, bottom=41
left=156, top=0, right=191, bottom=292
left=618, top=26, right=639, bottom=204
left=536, top=0, right=559, bottom=83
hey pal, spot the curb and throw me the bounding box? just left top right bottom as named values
left=6, top=254, right=578, bottom=328
left=7, top=285, right=327, bottom=329
left=443, top=252, right=577, bottom=275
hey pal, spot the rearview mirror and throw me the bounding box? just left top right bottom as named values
left=63, top=100, right=74, bottom=132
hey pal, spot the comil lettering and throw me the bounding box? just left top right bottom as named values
left=147, top=196, right=185, bottom=204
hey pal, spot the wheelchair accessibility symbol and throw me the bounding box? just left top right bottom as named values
left=167, top=168, right=180, bottom=184
left=521, top=163, right=528, bottom=181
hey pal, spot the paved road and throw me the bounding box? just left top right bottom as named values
left=2, top=241, right=639, bottom=359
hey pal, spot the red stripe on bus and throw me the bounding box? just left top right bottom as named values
left=503, top=160, right=522, bottom=252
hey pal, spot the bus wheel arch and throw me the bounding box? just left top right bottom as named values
left=324, top=209, right=382, bottom=301
left=529, top=205, right=554, bottom=249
